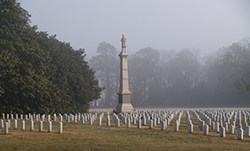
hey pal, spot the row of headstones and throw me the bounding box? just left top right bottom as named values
left=0, top=113, right=106, bottom=134
left=1, top=119, right=63, bottom=134
left=186, top=111, right=194, bottom=133
left=1, top=113, right=65, bottom=123
left=95, top=110, right=181, bottom=132
left=1, top=112, right=102, bottom=135
left=88, top=109, right=250, bottom=141
left=192, top=109, right=250, bottom=140
left=1, top=112, right=99, bottom=125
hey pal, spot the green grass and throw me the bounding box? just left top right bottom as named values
left=0, top=117, right=250, bottom=151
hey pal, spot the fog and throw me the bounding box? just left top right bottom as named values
left=20, top=0, right=250, bottom=57
left=19, top=0, right=250, bottom=107
left=90, top=39, right=250, bottom=107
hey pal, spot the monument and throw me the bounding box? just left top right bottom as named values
left=115, top=35, right=134, bottom=113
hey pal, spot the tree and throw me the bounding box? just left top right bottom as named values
left=129, top=47, right=160, bottom=106
left=90, top=42, right=119, bottom=107
left=0, top=0, right=101, bottom=113
left=0, top=0, right=56, bottom=113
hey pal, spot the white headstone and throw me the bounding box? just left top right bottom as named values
left=149, top=119, right=153, bottom=129
left=48, top=121, right=52, bottom=132
left=21, top=120, right=25, bottom=130
left=59, top=114, right=63, bottom=122
left=153, top=118, right=157, bottom=127
left=106, top=115, right=110, bottom=127
left=229, top=125, right=235, bottom=134
left=39, top=121, right=43, bottom=132
left=4, top=122, right=9, bottom=134
left=142, top=116, right=147, bottom=126
left=211, top=122, right=215, bottom=130
left=58, top=122, right=63, bottom=134
left=245, top=126, right=250, bottom=137
left=53, top=114, right=57, bottom=122
left=30, top=120, right=34, bottom=131
left=238, top=128, right=244, bottom=140
left=203, top=124, right=209, bottom=135
left=188, top=123, right=193, bottom=133
left=0, top=119, right=4, bottom=128
left=14, top=119, right=17, bottom=130
left=224, top=123, right=228, bottom=132
left=74, top=115, right=77, bottom=123
left=220, top=127, right=225, bottom=138
left=215, top=122, right=220, bottom=133
left=89, top=117, right=93, bottom=125
left=161, top=121, right=165, bottom=131
left=132, top=117, right=137, bottom=125
left=116, top=118, right=120, bottom=128
left=174, top=120, right=179, bottom=132
left=137, top=118, right=141, bottom=129
left=126, top=118, right=131, bottom=128
left=7, top=119, right=10, bottom=128
left=98, top=116, right=102, bottom=126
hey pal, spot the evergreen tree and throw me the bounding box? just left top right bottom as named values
left=0, top=0, right=101, bottom=113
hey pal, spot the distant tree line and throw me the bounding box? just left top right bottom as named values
left=90, top=39, right=250, bottom=107
left=0, top=0, right=101, bottom=113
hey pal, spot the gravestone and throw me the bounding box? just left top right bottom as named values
left=203, top=124, right=209, bottom=135
left=174, top=120, right=179, bottom=132
left=30, top=120, right=34, bottom=131
left=215, top=122, right=220, bottom=133
left=188, top=123, right=193, bottom=133
left=149, top=119, right=153, bottom=129
left=106, top=115, right=110, bottom=127
left=238, top=128, right=244, bottom=140
left=126, top=118, right=131, bottom=128
left=39, top=121, right=43, bottom=132
left=0, top=119, right=4, bottom=129
left=137, top=118, right=141, bottom=129
left=14, top=119, right=17, bottom=130
left=21, top=120, right=25, bottom=130
left=4, top=122, right=9, bottom=134
left=98, top=116, right=102, bottom=126
left=48, top=121, right=52, bottom=132
left=116, top=118, right=120, bottom=128
left=58, top=122, right=63, bottom=134
left=220, top=127, right=225, bottom=138
left=229, top=125, right=235, bottom=134
left=7, top=119, right=10, bottom=128
left=245, top=126, right=250, bottom=137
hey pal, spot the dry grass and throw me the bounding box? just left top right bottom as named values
left=0, top=115, right=250, bottom=151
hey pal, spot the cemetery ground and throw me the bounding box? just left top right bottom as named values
left=1, top=110, right=250, bottom=151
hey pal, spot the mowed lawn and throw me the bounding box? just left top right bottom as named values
left=1, top=117, right=250, bottom=151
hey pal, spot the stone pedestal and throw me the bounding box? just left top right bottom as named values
left=116, top=103, right=134, bottom=113
left=115, top=35, right=134, bottom=113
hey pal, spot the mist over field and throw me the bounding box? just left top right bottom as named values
left=19, top=0, right=250, bottom=108
left=1, top=1, right=249, bottom=113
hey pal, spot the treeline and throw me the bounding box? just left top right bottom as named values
left=90, top=39, right=250, bottom=107
left=0, top=0, right=101, bottom=113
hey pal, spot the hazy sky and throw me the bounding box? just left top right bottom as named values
left=20, top=0, right=250, bottom=57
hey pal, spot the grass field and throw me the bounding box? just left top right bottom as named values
left=1, top=113, right=250, bottom=151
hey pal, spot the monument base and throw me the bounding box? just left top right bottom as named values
left=115, top=103, right=134, bottom=113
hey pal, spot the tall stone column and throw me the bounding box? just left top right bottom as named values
left=115, top=35, right=134, bottom=113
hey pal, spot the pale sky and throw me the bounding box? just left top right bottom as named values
left=20, top=0, right=250, bottom=57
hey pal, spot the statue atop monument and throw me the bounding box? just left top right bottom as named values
left=121, top=34, right=127, bottom=52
